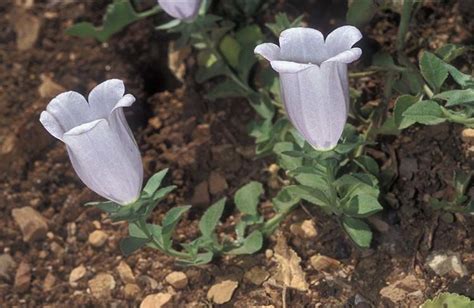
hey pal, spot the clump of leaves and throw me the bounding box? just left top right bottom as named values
left=421, top=292, right=473, bottom=308
left=66, top=0, right=160, bottom=42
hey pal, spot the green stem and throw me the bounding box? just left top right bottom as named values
left=136, top=5, right=162, bottom=19
left=442, top=108, right=474, bottom=126
left=136, top=218, right=190, bottom=259
left=396, top=0, right=415, bottom=52
left=423, top=84, right=434, bottom=98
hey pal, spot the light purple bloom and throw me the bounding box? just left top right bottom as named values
left=158, top=0, right=202, bottom=21
left=255, top=26, right=362, bottom=150
left=39, top=79, right=143, bottom=205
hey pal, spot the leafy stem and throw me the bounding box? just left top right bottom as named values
left=136, top=217, right=190, bottom=259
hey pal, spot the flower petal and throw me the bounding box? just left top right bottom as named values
left=63, top=118, right=143, bottom=205
left=254, top=43, right=281, bottom=61
left=324, top=25, right=362, bottom=58
left=39, top=111, right=65, bottom=140
left=111, top=94, right=136, bottom=113
left=45, top=91, right=92, bottom=132
left=279, top=27, right=325, bottom=64
left=88, top=79, right=125, bottom=118
left=158, top=0, right=201, bottom=21
left=270, top=60, right=317, bottom=73
left=279, top=62, right=348, bottom=150
left=324, top=47, right=362, bottom=64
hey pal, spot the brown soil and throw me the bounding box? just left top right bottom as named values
left=0, top=0, right=472, bottom=307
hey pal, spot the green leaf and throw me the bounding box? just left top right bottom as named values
left=66, top=0, right=159, bottom=42
left=342, top=217, right=372, bottom=248
left=453, top=170, right=472, bottom=195
left=272, top=186, right=301, bottom=213
left=199, top=198, right=226, bottom=237
left=354, top=155, right=380, bottom=177
left=248, top=92, right=275, bottom=120
left=195, top=59, right=229, bottom=83
left=344, top=194, right=383, bottom=218
left=177, top=251, right=214, bottom=266
left=444, top=63, right=474, bottom=88
left=143, top=169, right=169, bottom=196
left=273, top=142, right=302, bottom=170
left=285, top=185, right=330, bottom=207
left=227, top=230, right=263, bottom=255
left=206, top=80, right=247, bottom=100
left=151, top=185, right=176, bottom=202
left=87, top=201, right=121, bottom=213
left=421, top=292, right=473, bottom=308
left=219, top=35, right=241, bottom=68
left=435, top=44, right=467, bottom=63
left=265, top=13, right=304, bottom=37
left=400, top=100, right=446, bottom=129
left=393, top=95, right=420, bottom=127
left=161, top=205, right=191, bottom=248
left=420, top=51, right=448, bottom=91
left=346, top=0, right=377, bottom=27
left=119, top=237, right=149, bottom=256
left=156, top=19, right=181, bottom=30
left=234, top=182, right=264, bottom=216
left=372, top=52, right=405, bottom=71
left=128, top=222, right=147, bottom=239
left=235, top=25, right=264, bottom=46
left=434, top=89, right=474, bottom=107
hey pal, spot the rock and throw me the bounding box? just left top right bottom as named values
left=43, top=272, right=56, bottom=292
left=380, top=274, right=425, bottom=305
left=137, top=275, right=159, bottom=290
left=462, top=128, right=474, bottom=143
left=310, top=254, right=341, bottom=272
left=165, top=271, right=188, bottom=290
left=117, top=261, right=135, bottom=284
left=123, top=283, right=141, bottom=300
left=69, top=264, right=87, bottom=286
left=88, top=273, right=116, bottom=299
left=88, top=230, right=108, bottom=248
left=207, top=280, right=238, bottom=304
left=208, top=171, right=228, bottom=195
left=0, top=254, right=17, bottom=281
left=426, top=251, right=468, bottom=277
left=244, top=266, right=270, bottom=285
left=290, top=220, right=317, bottom=239
left=191, top=181, right=210, bottom=206
left=140, top=292, right=173, bottom=308
left=14, top=10, right=41, bottom=50
left=14, top=261, right=31, bottom=293
left=38, top=74, right=65, bottom=98
left=12, top=206, right=48, bottom=242
left=367, top=216, right=390, bottom=233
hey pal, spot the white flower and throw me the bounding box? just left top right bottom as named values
left=40, top=79, right=143, bottom=205
left=255, top=26, right=362, bottom=150
left=158, top=0, right=202, bottom=21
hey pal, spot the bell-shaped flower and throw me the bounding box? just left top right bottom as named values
left=39, top=79, right=143, bottom=205
left=158, top=0, right=202, bottom=21
left=255, top=26, right=362, bottom=150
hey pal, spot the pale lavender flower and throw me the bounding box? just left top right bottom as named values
left=158, top=0, right=202, bottom=21
left=39, top=79, right=143, bottom=205
left=255, top=26, right=362, bottom=150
